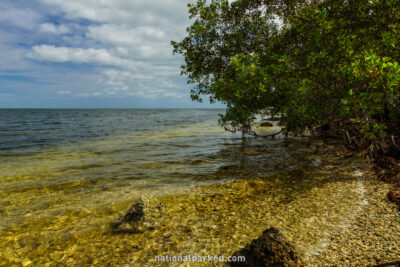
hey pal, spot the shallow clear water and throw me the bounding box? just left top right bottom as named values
left=0, top=109, right=306, bottom=230
left=0, top=109, right=373, bottom=266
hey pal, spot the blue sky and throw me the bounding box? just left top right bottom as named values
left=0, top=0, right=223, bottom=108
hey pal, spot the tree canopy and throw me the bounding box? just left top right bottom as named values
left=172, top=0, right=400, bottom=158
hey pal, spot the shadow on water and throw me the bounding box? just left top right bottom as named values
left=192, top=137, right=361, bottom=206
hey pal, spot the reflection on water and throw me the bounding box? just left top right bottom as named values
left=0, top=109, right=373, bottom=266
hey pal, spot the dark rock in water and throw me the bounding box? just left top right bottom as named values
left=110, top=196, right=163, bottom=233
left=277, top=121, right=285, bottom=126
left=388, top=189, right=400, bottom=207
left=309, top=157, right=322, bottom=167
left=123, top=201, right=146, bottom=223
left=260, top=122, right=273, bottom=127
left=230, top=227, right=304, bottom=267
left=110, top=200, right=145, bottom=233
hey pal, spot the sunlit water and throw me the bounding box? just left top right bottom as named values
left=0, top=109, right=373, bottom=266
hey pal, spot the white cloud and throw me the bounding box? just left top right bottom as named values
left=30, top=45, right=133, bottom=68
left=87, top=25, right=165, bottom=46
left=39, top=23, right=70, bottom=34
left=87, top=24, right=174, bottom=60
left=38, top=0, right=190, bottom=28
left=0, top=3, right=40, bottom=30
left=25, top=0, right=195, bottom=102
left=98, top=69, right=187, bottom=98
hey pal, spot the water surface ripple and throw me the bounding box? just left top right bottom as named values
left=0, top=109, right=376, bottom=266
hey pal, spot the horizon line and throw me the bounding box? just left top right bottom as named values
left=0, top=107, right=226, bottom=110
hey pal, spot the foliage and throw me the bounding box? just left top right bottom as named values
left=172, top=0, right=400, bottom=158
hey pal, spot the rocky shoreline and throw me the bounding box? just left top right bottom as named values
left=3, top=136, right=400, bottom=266
left=306, top=166, right=400, bottom=266
left=109, top=140, right=400, bottom=266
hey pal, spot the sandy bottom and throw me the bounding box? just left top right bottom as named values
left=1, top=142, right=400, bottom=266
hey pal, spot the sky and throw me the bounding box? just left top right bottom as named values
left=0, top=0, right=224, bottom=108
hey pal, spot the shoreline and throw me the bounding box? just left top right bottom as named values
left=2, top=129, right=400, bottom=266
left=124, top=141, right=400, bottom=266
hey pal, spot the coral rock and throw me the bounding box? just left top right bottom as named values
left=230, top=227, right=304, bottom=267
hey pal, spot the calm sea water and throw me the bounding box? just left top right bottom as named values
left=0, top=109, right=371, bottom=266
left=0, top=109, right=288, bottom=228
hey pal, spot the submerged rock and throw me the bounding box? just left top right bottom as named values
left=230, top=227, right=304, bottom=267
left=110, top=196, right=163, bottom=233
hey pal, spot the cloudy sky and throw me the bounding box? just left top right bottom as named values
left=0, top=0, right=222, bottom=108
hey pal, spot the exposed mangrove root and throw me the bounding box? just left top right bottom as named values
left=248, top=130, right=283, bottom=139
